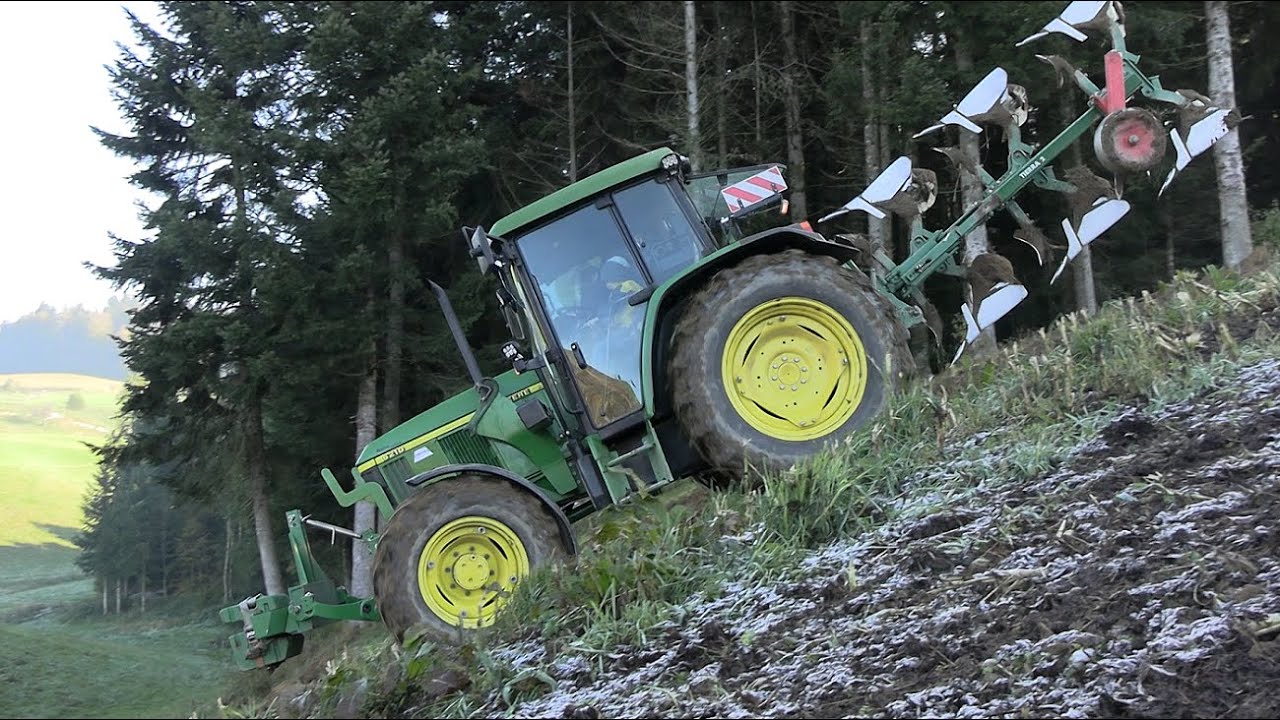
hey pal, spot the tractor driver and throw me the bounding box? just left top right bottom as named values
left=529, top=252, right=646, bottom=424
left=564, top=254, right=646, bottom=405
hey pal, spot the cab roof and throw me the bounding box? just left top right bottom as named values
left=489, top=147, right=675, bottom=238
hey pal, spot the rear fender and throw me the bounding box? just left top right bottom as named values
left=404, top=463, right=578, bottom=555
left=640, top=228, right=860, bottom=416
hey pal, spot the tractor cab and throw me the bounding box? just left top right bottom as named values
left=511, top=169, right=712, bottom=429
left=474, top=149, right=792, bottom=443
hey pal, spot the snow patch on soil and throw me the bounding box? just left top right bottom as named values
left=499, top=358, right=1280, bottom=719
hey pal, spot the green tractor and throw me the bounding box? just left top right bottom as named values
left=221, top=0, right=1237, bottom=670
left=221, top=149, right=915, bottom=669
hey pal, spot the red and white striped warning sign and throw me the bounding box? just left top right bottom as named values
left=720, top=166, right=788, bottom=213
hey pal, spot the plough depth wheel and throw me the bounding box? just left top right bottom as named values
left=1093, top=107, right=1168, bottom=175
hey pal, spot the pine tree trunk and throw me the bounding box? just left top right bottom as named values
left=1061, top=93, right=1098, bottom=316
left=350, top=355, right=379, bottom=598
left=115, top=578, right=121, bottom=614
left=223, top=516, right=233, bottom=602
left=160, top=511, right=169, bottom=596
left=714, top=1, right=728, bottom=167
left=102, top=580, right=108, bottom=616
left=880, top=122, right=894, bottom=254
left=752, top=2, right=762, bottom=148
left=245, top=399, right=285, bottom=596
left=567, top=2, right=578, bottom=182
left=1161, top=203, right=1177, bottom=279
left=861, top=19, right=887, bottom=254
left=140, top=560, right=147, bottom=614
left=1204, top=0, right=1253, bottom=269
left=876, top=35, right=892, bottom=174
left=382, top=235, right=404, bottom=432
left=777, top=0, right=807, bottom=220
left=953, top=26, right=995, bottom=354
left=684, top=0, right=702, bottom=172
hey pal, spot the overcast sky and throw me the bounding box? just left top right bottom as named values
left=0, top=1, right=163, bottom=323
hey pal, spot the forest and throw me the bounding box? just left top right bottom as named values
left=73, top=0, right=1278, bottom=620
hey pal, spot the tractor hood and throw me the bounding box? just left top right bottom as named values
left=354, top=369, right=543, bottom=470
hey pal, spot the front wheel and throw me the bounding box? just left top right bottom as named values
left=371, top=473, right=570, bottom=645
left=668, top=249, right=912, bottom=484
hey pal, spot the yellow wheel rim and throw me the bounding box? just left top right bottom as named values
left=417, top=516, right=530, bottom=630
left=720, top=297, right=869, bottom=442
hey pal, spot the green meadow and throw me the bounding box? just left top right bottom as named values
left=0, top=373, right=233, bottom=719
left=0, top=373, right=122, bottom=547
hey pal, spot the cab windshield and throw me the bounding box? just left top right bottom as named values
left=516, top=177, right=708, bottom=427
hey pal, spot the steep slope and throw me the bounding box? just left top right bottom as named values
left=495, top=357, right=1280, bottom=718
left=222, top=254, right=1280, bottom=720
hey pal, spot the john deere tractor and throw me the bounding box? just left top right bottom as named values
left=222, top=0, right=1237, bottom=670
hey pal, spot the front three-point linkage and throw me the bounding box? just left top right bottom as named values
left=817, top=0, right=1240, bottom=365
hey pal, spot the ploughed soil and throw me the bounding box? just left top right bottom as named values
left=489, top=357, right=1280, bottom=719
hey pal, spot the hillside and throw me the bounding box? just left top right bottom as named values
left=0, top=372, right=235, bottom=720
left=0, top=372, right=123, bottom=547
left=221, top=251, right=1280, bottom=720
left=0, top=303, right=132, bottom=381
left=495, top=357, right=1280, bottom=718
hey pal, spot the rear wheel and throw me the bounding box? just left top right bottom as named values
left=371, top=474, right=570, bottom=645
left=668, top=249, right=912, bottom=485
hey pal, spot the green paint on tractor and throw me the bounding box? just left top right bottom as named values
left=221, top=0, right=1237, bottom=672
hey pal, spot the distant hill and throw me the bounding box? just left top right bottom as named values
left=0, top=300, right=133, bottom=381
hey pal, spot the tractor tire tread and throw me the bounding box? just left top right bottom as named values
left=668, top=248, right=913, bottom=485
left=371, top=473, right=568, bottom=646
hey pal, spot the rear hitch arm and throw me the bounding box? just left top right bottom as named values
left=219, top=509, right=380, bottom=671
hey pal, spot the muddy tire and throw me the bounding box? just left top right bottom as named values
left=668, top=249, right=913, bottom=486
left=371, top=473, right=570, bottom=645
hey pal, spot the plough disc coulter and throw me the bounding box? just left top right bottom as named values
left=817, top=0, right=1238, bottom=364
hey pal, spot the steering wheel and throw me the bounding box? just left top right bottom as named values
left=552, top=306, right=597, bottom=334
